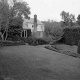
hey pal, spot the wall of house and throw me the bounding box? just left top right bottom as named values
left=23, top=22, right=34, bottom=32
left=36, top=31, right=44, bottom=38
left=23, top=22, right=44, bottom=32
left=37, top=25, right=44, bottom=31
left=23, top=20, right=44, bottom=38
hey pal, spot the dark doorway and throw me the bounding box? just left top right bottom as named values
left=27, top=29, right=31, bottom=38
left=22, top=31, right=24, bottom=37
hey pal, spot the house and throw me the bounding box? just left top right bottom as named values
left=21, top=14, right=44, bottom=38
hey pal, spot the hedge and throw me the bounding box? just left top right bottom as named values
left=27, top=36, right=48, bottom=46
left=63, top=27, right=80, bottom=45
left=0, top=40, right=25, bottom=46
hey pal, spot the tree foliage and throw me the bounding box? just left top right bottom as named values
left=0, top=0, right=31, bottom=41
left=44, top=22, right=63, bottom=40
left=77, top=14, right=80, bottom=25
left=60, top=11, right=75, bottom=27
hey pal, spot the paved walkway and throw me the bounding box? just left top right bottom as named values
left=0, top=45, right=80, bottom=80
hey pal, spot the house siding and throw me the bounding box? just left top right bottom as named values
left=22, top=18, right=44, bottom=38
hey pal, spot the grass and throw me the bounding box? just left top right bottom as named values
left=0, top=45, right=80, bottom=80
left=0, top=52, right=34, bottom=80
left=0, top=46, right=54, bottom=80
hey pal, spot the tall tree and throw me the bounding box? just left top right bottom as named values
left=0, top=0, right=31, bottom=41
left=69, top=14, right=75, bottom=26
left=60, top=11, right=75, bottom=27
left=0, top=0, right=10, bottom=40
left=77, top=14, right=80, bottom=25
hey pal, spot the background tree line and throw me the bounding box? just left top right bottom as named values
left=44, top=10, right=80, bottom=41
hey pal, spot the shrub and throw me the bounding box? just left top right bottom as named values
left=7, top=35, right=20, bottom=41
left=50, top=27, right=63, bottom=39
left=37, top=38, right=48, bottom=45
left=63, top=27, right=80, bottom=45
left=27, top=36, right=48, bottom=46
left=20, top=37, right=27, bottom=43
left=27, top=36, right=37, bottom=46
left=42, top=36, right=54, bottom=44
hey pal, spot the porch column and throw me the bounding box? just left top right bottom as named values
left=21, top=31, right=22, bottom=37
left=24, top=30, right=25, bottom=38
left=26, top=30, right=27, bottom=38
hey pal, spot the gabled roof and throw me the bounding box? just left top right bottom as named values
left=24, top=18, right=43, bottom=25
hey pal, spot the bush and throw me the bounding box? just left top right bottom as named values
left=7, top=35, right=20, bottom=41
left=42, top=36, right=54, bottom=44
left=20, top=37, right=27, bottom=43
left=37, top=38, right=48, bottom=45
left=63, top=27, right=80, bottom=45
left=27, top=36, right=48, bottom=46
left=50, top=27, right=63, bottom=39
left=27, top=36, right=37, bottom=46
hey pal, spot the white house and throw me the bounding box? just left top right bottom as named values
left=21, top=15, right=44, bottom=38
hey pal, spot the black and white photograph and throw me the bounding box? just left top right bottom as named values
left=0, top=0, right=80, bottom=80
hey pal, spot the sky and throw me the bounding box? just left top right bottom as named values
left=24, top=0, right=80, bottom=21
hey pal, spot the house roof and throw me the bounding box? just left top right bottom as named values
left=24, top=18, right=43, bottom=25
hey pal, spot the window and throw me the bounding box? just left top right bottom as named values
left=41, top=26, right=43, bottom=28
left=26, top=23, right=28, bottom=27
left=32, top=25, right=33, bottom=27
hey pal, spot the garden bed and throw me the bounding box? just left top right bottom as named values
left=0, top=40, right=26, bottom=46
left=45, top=44, right=80, bottom=58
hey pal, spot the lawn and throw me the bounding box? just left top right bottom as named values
left=0, top=45, right=80, bottom=80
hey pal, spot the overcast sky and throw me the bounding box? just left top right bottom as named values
left=24, top=0, right=80, bottom=21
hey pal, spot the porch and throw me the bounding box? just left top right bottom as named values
left=21, top=29, right=31, bottom=38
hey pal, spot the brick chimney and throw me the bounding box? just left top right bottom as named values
left=34, top=14, right=37, bottom=33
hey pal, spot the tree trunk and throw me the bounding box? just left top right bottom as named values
left=1, top=30, right=6, bottom=41
left=1, top=34, right=4, bottom=41
left=5, top=20, right=9, bottom=41
left=77, top=40, right=80, bottom=54
left=5, top=30, right=8, bottom=41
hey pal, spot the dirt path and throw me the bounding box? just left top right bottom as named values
left=0, top=45, right=80, bottom=80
